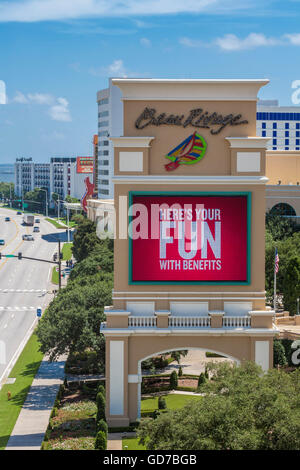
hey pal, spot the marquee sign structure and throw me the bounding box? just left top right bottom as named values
left=101, top=78, right=276, bottom=428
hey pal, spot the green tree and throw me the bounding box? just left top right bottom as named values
left=137, top=362, right=300, bottom=450
left=95, top=431, right=107, bottom=450
left=96, top=392, right=106, bottom=422
left=169, top=371, right=178, bottom=390
left=198, top=372, right=207, bottom=388
left=266, top=212, right=297, bottom=241
left=282, top=257, right=300, bottom=315
left=158, top=396, right=167, bottom=410
left=72, top=216, right=104, bottom=262
left=273, top=339, right=287, bottom=367
left=96, top=419, right=108, bottom=434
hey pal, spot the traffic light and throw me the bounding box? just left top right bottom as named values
left=18, top=252, right=22, bottom=260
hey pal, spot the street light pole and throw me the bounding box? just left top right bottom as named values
left=9, top=184, right=12, bottom=208
left=297, top=297, right=299, bottom=316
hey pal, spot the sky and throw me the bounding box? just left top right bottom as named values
left=1, top=0, right=300, bottom=163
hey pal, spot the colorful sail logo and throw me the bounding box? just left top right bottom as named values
left=164, top=132, right=207, bottom=171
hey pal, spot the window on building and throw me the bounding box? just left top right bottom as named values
left=285, top=123, right=289, bottom=129
left=99, top=189, right=109, bottom=195
left=262, top=122, right=266, bottom=129
left=270, top=203, right=296, bottom=217
left=273, top=139, right=277, bottom=146
left=262, top=130, right=266, bottom=137
left=98, top=111, right=109, bottom=118
left=285, top=131, right=289, bottom=137
left=98, top=121, right=109, bottom=128
left=99, top=170, right=109, bottom=175
left=285, top=139, right=289, bottom=146
left=273, top=131, right=277, bottom=137
left=99, top=98, right=109, bottom=105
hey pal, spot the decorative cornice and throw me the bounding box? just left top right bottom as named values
left=110, top=137, right=154, bottom=148
left=112, top=175, right=269, bottom=185
left=225, top=137, right=270, bottom=149
left=112, top=79, right=269, bottom=102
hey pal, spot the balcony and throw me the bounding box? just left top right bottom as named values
left=101, top=308, right=275, bottom=333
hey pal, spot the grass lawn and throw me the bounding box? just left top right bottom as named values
left=51, top=266, right=59, bottom=284
left=141, top=393, right=202, bottom=414
left=123, top=437, right=146, bottom=451
left=62, top=243, right=73, bottom=260
left=45, top=218, right=66, bottom=229
left=0, top=332, right=43, bottom=450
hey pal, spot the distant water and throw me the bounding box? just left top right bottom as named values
left=0, top=164, right=14, bottom=183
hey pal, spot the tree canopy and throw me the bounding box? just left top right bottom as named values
left=137, top=362, right=300, bottom=450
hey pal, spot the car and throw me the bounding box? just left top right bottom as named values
left=33, top=226, right=40, bottom=233
left=17, top=211, right=22, bottom=215
left=35, top=218, right=40, bottom=223
left=0, top=239, right=5, bottom=245
left=22, top=234, right=34, bottom=241
left=5, top=217, right=10, bottom=222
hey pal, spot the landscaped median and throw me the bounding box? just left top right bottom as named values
left=0, top=332, right=44, bottom=450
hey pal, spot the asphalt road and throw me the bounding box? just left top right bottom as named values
left=0, top=207, right=69, bottom=385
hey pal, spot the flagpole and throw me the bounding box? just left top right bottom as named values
left=274, top=247, right=277, bottom=312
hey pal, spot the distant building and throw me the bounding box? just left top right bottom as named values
left=14, top=156, right=94, bottom=202
left=97, top=78, right=123, bottom=199
left=257, top=100, right=300, bottom=151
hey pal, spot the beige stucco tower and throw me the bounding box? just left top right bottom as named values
left=100, top=79, right=278, bottom=427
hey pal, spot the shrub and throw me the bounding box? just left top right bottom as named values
left=95, top=431, right=107, bottom=450
left=198, top=373, right=206, bottom=387
left=273, top=339, right=287, bottom=367
left=178, top=366, right=183, bottom=377
left=96, top=392, right=106, bottom=422
left=97, top=384, right=105, bottom=397
left=152, top=410, right=160, bottom=420
left=97, top=419, right=108, bottom=435
left=170, top=370, right=178, bottom=389
left=158, top=396, right=167, bottom=410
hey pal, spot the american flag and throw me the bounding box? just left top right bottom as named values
left=275, top=248, right=279, bottom=274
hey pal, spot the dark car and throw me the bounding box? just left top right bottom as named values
left=17, top=212, right=22, bottom=215
left=5, top=217, right=10, bottom=222
left=0, top=239, right=5, bottom=246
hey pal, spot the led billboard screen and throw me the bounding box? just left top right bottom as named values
left=129, top=193, right=250, bottom=285
left=77, top=156, right=94, bottom=174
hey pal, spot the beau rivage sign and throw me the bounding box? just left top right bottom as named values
left=135, top=107, right=249, bottom=135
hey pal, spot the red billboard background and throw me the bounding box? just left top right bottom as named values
left=130, top=194, right=250, bottom=284
left=77, top=156, right=94, bottom=174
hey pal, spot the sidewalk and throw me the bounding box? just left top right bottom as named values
left=5, top=355, right=66, bottom=451
left=107, top=432, right=136, bottom=451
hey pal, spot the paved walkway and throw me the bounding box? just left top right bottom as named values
left=6, top=355, right=66, bottom=451
left=107, top=432, right=136, bottom=451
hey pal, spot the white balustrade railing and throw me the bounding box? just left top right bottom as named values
left=128, top=316, right=157, bottom=328
left=222, top=316, right=251, bottom=328
left=168, top=316, right=211, bottom=328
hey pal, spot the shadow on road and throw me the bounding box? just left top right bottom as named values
left=42, top=231, right=74, bottom=243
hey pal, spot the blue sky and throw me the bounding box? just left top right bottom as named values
left=1, top=0, right=300, bottom=163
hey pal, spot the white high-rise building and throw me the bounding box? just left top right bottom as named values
left=15, top=157, right=93, bottom=202
left=97, top=78, right=123, bottom=199
left=257, top=100, right=300, bottom=151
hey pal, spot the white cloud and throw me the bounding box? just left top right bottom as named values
left=214, top=33, right=280, bottom=51
left=12, top=91, right=71, bottom=121
left=180, top=32, right=286, bottom=51
left=27, top=92, right=53, bottom=105
left=13, top=91, right=29, bottom=104
left=140, top=37, right=151, bottom=47
left=0, top=80, right=7, bottom=104
left=0, top=0, right=257, bottom=22
left=90, top=59, right=130, bottom=78
left=285, top=33, right=300, bottom=45
left=49, top=97, right=71, bottom=122
left=179, top=37, right=204, bottom=48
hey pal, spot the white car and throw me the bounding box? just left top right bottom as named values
left=22, top=234, right=34, bottom=241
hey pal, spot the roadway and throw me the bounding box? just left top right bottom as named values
left=0, top=207, right=69, bottom=385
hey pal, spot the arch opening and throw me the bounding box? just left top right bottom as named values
left=136, top=347, right=240, bottom=419
left=270, top=202, right=296, bottom=217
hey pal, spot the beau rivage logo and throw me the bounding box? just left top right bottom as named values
left=135, top=107, right=249, bottom=135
